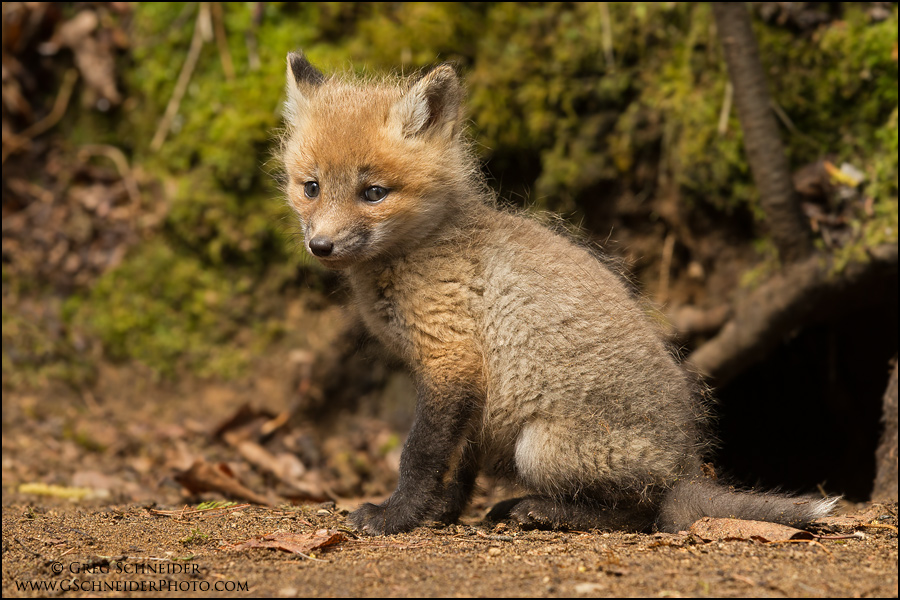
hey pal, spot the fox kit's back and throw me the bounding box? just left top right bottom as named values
left=281, top=52, right=836, bottom=535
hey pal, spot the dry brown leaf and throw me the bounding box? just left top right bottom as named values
left=689, top=517, right=814, bottom=542
left=224, top=529, right=348, bottom=558
left=173, top=458, right=270, bottom=506
left=55, top=10, right=121, bottom=106
left=212, top=403, right=275, bottom=440
left=231, top=439, right=325, bottom=499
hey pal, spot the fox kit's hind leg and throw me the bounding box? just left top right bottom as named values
left=486, top=495, right=658, bottom=531
left=487, top=419, right=676, bottom=531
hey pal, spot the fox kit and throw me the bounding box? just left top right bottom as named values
left=281, top=52, right=837, bottom=535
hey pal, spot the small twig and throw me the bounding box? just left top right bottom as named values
left=717, top=82, right=733, bottom=136
left=150, top=3, right=212, bottom=152
left=769, top=99, right=798, bottom=135
left=259, top=410, right=291, bottom=436
left=211, top=2, right=235, bottom=81
left=861, top=523, right=898, bottom=533
left=814, top=533, right=866, bottom=540
left=15, top=538, right=44, bottom=558
left=1, top=69, right=79, bottom=164
left=765, top=538, right=833, bottom=556
left=294, top=551, right=330, bottom=562
left=97, top=555, right=174, bottom=561
left=667, top=304, right=732, bottom=337
left=731, top=574, right=758, bottom=587
left=245, top=2, right=264, bottom=71
left=599, top=3, right=615, bottom=71
left=771, top=98, right=821, bottom=148
left=53, top=547, right=76, bottom=563
left=148, top=503, right=251, bottom=518
left=657, top=232, right=676, bottom=304
left=77, top=144, right=142, bottom=207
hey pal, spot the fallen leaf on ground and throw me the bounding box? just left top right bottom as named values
left=173, top=458, right=270, bottom=506
left=224, top=529, right=348, bottom=558
left=689, top=517, right=814, bottom=542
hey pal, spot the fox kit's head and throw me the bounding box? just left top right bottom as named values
left=282, top=52, right=477, bottom=270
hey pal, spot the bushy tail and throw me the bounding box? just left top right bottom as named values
left=657, top=477, right=839, bottom=533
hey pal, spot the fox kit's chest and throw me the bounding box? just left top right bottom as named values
left=348, top=252, right=482, bottom=369
left=354, top=265, right=414, bottom=355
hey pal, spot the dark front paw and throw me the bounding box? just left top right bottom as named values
left=348, top=498, right=422, bottom=535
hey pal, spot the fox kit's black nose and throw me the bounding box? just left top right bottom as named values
left=308, top=236, right=334, bottom=257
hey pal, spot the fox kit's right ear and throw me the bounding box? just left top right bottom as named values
left=391, top=64, right=463, bottom=139
left=284, top=51, right=324, bottom=126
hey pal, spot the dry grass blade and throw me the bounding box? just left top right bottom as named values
left=150, top=3, right=211, bottom=152
left=148, top=503, right=251, bottom=518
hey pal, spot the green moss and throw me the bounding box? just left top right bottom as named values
left=9, top=2, right=897, bottom=386
left=1, top=288, right=96, bottom=389
left=642, top=3, right=752, bottom=213
left=464, top=3, right=754, bottom=214
left=180, top=528, right=210, bottom=545
left=866, top=107, right=899, bottom=205
left=739, top=238, right=782, bottom=290
left=465, top=2, right=897, bottom=224
left=163, top=168, right=293, bottom=267
left=125, top=3, right=306, bottom=179
left=48, top=3, right=329, bottom=378
left=345, top=3, right=485, bottom=68
left=756, top=5, right=898, bottom=165
left=64, top=241, right=257, bottom=378
left=830, top=105, right=898, bottom=273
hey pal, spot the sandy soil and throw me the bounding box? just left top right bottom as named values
left=2, top=361, right=897, bottom=598
left=2, top=499, right=897, bottom=598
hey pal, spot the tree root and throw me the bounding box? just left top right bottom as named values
left=688, top=244, right=898, bottom=386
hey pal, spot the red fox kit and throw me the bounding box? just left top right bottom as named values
left=281, top=52, right=837, bottom=535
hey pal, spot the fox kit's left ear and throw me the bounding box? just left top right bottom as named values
left=284, top=51, right=324, bottom=127
left=392, top=64, right=463, bottom=139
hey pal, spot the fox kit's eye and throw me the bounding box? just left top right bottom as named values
left=304, top=181, right=320, bottom=198
left=363, top=186, right=389, bottom=203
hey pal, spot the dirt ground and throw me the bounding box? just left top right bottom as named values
left=2, top=500, right=897, bottom=598
left=2, top=356, right=898, bottom=598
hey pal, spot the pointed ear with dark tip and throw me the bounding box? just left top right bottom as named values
left=284, top=51, right=324, bottom=127
left=391, top=64, right=464, bottom=139
left=287, top=51, right=326, bottom=87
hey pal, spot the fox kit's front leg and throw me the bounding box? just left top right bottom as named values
left=349, top=371, right=480, bottom=535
